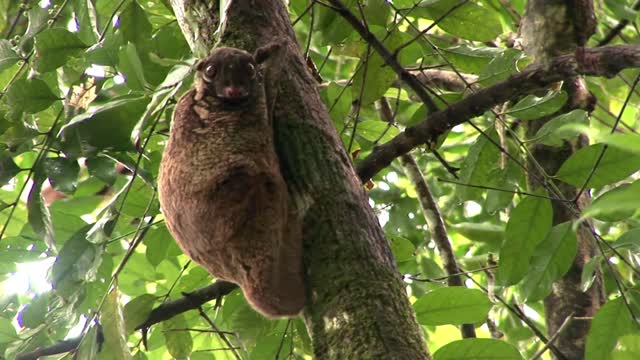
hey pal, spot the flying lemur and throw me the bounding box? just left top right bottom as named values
left=158, top=43, right=305, bottom=318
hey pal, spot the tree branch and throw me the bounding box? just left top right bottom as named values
left=377, top=98, right=475, bottom=338
left=400, top=154, right=476, bottom=339
left=16, top=338, right=82, bottom=360
left=325, top=0, right=439, bottom=112
left=136, top=280, right=238, bottom=330
left=356, top=45, right=640, bottom=182
left=597, top=0, right=640, bottom=46
left=16, top=281, right=238, bottom=360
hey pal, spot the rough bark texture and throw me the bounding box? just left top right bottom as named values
left=169, top=0, right=219, bottom=58
left=520, top=1, right=605, bottom=359
left=169, top=1, right=429, bottom=358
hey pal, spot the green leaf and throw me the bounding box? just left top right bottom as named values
left=151, top=24, right=190, bottom=61
left=611, top=334, right=640, bottom=360
left=357, top=120, right=400, bottom=143
left=450, top=222, right=504, bottom=247
left=86, top=156, right=118, bottom=185
left=612, top=228, right=640, bottom=252
left=583, top=181, right=640, bottom=221
left=0, top=200, right=11, bottom=213
left=42, top=157, right=80, bottom=194
left=118, top=42, right=148, bottom=92
left=116, top=176, right=160, bottom=217
left=50, top=196, right=104, bottom=244
left=415, top=0, right=504, bottom=42
left=251, top=332, right=293, bottom=360
left=34, top=28, right=89, bottom=72
left=533, top=110, right=589, bottom=147
left=51, top=226, right=103, bottom=300
left=0, top=39, right=20, bottom=71
left=119, top=0, right=152, bottom=46
left=316, top=0, right=357, bottom=45
left=72, top=0, right=99, bottom=44
left=443, top=45, right=504, bottom=74
left=161, top=313, right=193, bottom=359
left=101, top=289, right=134, bottom=360
left=586, top=297, right=638, bottom=360
left=27, top=174, right=55, bottom=249
left=86, top=31, right=123, bottom=67
left=60, top=97, right=148, bottom=154
left=604, top=0, right=637, bottom=21
left=506, top=91, right=568, bottom=120
left=224, top=291, right=275, bottom=343
left=106, top=152, right=155, bottom=186
left=433, top=338, right=523, bottom=360
left=117, top=251, right=157, bottom=297
left=18, top=293, right=49, bottom=328
left=352, top=27, right=402, bottom=105
left=0, top=317, right=18, bottom=343
left=388, top=234, right=415, bottom=262
left=0, top=151, right=20, bottom=185
left=497, top=196, right=552, bottom=286
left=4, top=78, right=59, bottom=114
left=478, top=48, right=525, bottom=86
left=22, top=6, right=49, bottom=44
left=602, top=133, right=640, bottom=154
left=124, top=294, right=157, bottom=333
left=580, top=256, right=601, bottom=292
left=414, top=287, right=492, bottom=326
left=519, top=222, right=577, bottom=302
left=457, top=130, right=501, bottom=201
left=321, top=82, right=352, bottom=131
left=556, top=144, right=640, bottom=188
left=363, top=0, right=390, bottom=26
left=76, top=324, right=100, bottom=359
left=145, top=224, right=180, bottom=267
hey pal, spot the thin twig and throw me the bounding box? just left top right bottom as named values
left=4, top=3, right=25, bottom=38
left=382, top=96, right=475, bottom=338
left=324, top=0, right=439, bottom=112
left=464, top=273, right=568, bottom=360
left=348, top=44, right=371, bottom=153
left=354, top=45, right=640, bottom=182
left=198, top=307, right=242, bottom=360
left=574, top=73, right=640, bottom=200
left=291, top=0, right=316, bottom=26
left=531, top=313, right=575, bottom=360
left=406, top=265, right=498, bottom=283
left=437, top=178, right=571, bottom=202
left=597, top=0, right=640, bottom=46
left=275, top=320, right=292, bottom=359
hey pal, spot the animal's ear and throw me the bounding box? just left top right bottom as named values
left=196, top=59, right=205, bottom=72
left=254, top=41, right=284, bottom=64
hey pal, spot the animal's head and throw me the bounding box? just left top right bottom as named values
left=195, top=43, right=282, bottom=106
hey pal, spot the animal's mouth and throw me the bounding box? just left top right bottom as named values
left=215, top=95, right=250, bottom=109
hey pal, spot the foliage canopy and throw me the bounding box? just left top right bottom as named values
left=1, top=0, right=640, bottom=359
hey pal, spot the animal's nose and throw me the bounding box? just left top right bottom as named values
left=223, top=87, right=248, bottom=99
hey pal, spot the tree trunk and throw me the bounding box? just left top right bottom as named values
left=520, top=1, right=605, bottom=359
left=168, top=0, right=429, bottom=358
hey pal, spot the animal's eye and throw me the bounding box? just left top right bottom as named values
left=248, top=63, right=256, bottom=79
left=204, top=64, right=216, bottom=79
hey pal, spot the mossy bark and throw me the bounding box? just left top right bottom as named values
left=169, top=0, right=429, bottom=358
left=520, top=1, right=605, bottom=359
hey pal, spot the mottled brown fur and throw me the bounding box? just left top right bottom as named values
left=158, top=44, right=304, bottom=317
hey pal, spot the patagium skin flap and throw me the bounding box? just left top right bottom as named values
left=158, top=44, right=305, bottom=318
